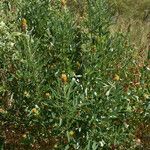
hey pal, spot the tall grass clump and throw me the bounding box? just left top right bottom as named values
left=0, top=0, right=149, bottom=149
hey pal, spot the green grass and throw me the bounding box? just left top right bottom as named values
left=0, top=0, right=150, bottom=149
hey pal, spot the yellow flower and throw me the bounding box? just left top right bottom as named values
left=113, top=74, right=120, bottom=81
left=21, top=18, right=27, bottom=31
left=31, top=108, right=39, bottom=115
left=143, top=94, right=149, bottom=99
left=54, top=144, right=58, bottom=148
left=45, top=92, right=51, bottom=97
left=135, top=138, right=141, bottom=146
left=0, top=108, right=6, bottom=113
left=22, top=134, right=27, bottom=138
left=61, top=73, right=67, bottom=84
left=24, top=91, right=30, bottom=98
left=69, top=130, right=75, bottom=136
left=61, top=0, right=67, bottom=7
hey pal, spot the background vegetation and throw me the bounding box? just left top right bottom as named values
left=0, top=0, right=150, bottom=149
left=109, top=0, right=150, bottom=67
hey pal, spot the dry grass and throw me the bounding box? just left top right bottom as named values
left=109, top=0, right=150, bottom=66
left=109, top=0, right=150, bottom=20
left=110, top=17, right=150, bottom=66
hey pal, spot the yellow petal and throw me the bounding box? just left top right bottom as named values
left=113, top=74, right=120, bottom=81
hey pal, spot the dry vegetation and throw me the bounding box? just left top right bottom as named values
left=109, top=0, right=150, bottom=64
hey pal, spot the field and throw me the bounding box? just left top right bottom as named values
left=0, top=0, right=150, bottom=149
